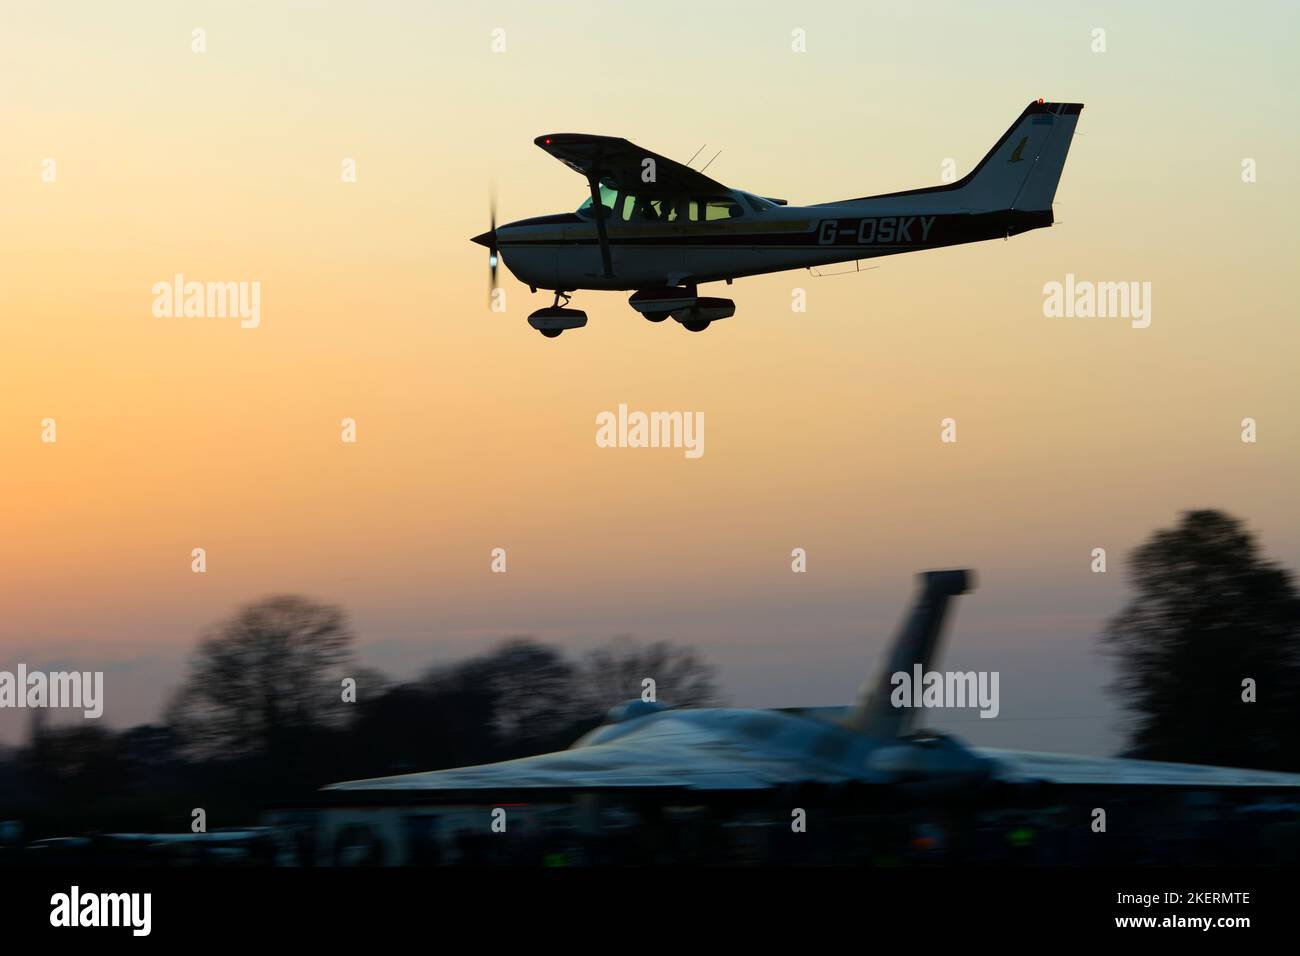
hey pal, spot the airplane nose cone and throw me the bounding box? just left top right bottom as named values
left=471, top=229, right=497, bottom=248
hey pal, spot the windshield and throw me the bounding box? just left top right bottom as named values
left=576, top=185, right=618, bottom=218
left=577, top=189, right=746, bottom=223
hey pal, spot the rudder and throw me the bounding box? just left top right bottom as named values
left=956, top=101, right=1083, bottom=212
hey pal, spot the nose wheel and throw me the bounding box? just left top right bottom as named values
left=528, top=291, right=587, bottom=338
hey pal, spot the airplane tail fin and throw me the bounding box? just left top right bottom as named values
left=953, top=101, right=1083, bottom=212
left=845, top=570, right=974, bottom=738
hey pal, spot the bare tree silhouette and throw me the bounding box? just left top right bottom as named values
left=1103, top=510, right=1300, bottom=770
left=167, top=596, right=356, bottom=761
left=427, top=638, right=581, bottom=755
left=577, top=637, right=722, bottom=715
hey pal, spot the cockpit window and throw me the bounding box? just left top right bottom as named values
left=705, top=198, right=743, bottom=220
left=576, top=184, right=618, bottom=219
left=657, top=199, right=683, bottom=222
left=578, top=189, right=682, bottom=223
left=578, top=191, right=742, bottom=223
left=621, top=195, right=675, bottom=222
left=685, top=197, right=744, bottom=221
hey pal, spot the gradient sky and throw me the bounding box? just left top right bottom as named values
left=2, top=1, right=1297, bottom=752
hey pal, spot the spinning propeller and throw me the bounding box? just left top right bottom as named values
left=471, top=191, right=499, bottom=302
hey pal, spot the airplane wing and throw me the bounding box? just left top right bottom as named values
left=325, top=712, right=873, bottom=796
left=323, top=732, right=1300, bottom=798
left=534, top=134, right=729, bottom=197
left=976, top=748, right=1300, bottom=788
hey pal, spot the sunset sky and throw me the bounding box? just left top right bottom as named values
left=2, top=1, right=1297, bottom=751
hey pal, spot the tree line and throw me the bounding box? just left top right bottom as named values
left=1, top=508, right=1296, bottom=838
left=2, top=621, right=719, bottom=837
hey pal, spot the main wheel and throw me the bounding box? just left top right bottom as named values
left=643, top=311, right=670, bottom=323
left=539, top=328, right=563, bottom=338
left=682, top=319, right=711, bottom=332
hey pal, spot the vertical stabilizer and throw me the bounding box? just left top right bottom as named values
left=955, top=102, right=1083, bottom=212
left=845, top=570, right=975, bottom=737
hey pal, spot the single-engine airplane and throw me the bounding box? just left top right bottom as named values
left=472, top=99, right=1083, bottom=337
left=328, top=569, right=1300, bottom=800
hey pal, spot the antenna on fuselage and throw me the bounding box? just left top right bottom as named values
left=685, top=144, right=706, bottom=167
left=700, top=150, right=722, bottom=174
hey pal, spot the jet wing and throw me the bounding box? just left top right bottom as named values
left=977, top=748, right=1300, bottom=788
left=326, top=713, right=870, bottom=795
left=534, top=133, right=729, bottom=197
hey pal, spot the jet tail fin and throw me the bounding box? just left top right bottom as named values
left=845, top=570, right=975, bottom=738
left=956, top=101, right=1083, bottom=212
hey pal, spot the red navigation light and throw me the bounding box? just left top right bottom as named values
left=544, top=137, right=552, bottom=145
left=1037, top=97, right=1044, bottom=104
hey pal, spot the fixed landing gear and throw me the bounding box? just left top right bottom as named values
left=674, top=297, right=735, bottom=332
left=528, top=291, right=587, bottom=338
left=628, top=287, right=736, bottom=332
left=527, top=289, right=735, bottom=336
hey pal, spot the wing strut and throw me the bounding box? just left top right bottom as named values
left=586, top=170, right=615, bottom=278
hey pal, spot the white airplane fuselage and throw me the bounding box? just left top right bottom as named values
left=473, top=101, right=1083, bottom=335
left=494, top=194, right=1053, bottom=293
